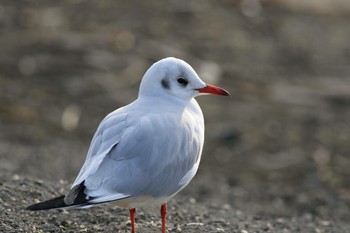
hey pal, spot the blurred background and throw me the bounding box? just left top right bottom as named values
left=1, top=0, right=350, bottom=222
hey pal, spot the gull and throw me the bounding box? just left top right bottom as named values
left=27, top=57, right=230, bottom=233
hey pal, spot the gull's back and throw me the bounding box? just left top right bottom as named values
left=70, top=96, right=204, bottom=207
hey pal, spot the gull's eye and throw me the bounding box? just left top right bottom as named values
left=177, top=78, right=188, bottom=86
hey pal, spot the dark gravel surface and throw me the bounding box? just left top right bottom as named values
left=1, top=0, right=350, bottom=232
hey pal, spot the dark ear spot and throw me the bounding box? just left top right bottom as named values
left=161, top=79, right=170, bottom=90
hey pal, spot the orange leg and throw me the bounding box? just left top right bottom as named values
left=129, top=208, right=136, bottom=233
left=160, top=203, right=167, bottom=233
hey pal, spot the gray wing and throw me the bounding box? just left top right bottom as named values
left=81, top=110, right=203, bottom=203
left=71, top=108, right=128, bottom=188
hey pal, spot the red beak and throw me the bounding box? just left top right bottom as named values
left=195, top=84, right=231, bottom=96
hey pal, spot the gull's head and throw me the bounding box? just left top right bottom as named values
left=139, top=57, right=230, bottom=100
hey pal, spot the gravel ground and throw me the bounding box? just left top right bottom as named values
left=1, top=172, right=350, bottom=232
left=1, top=0, right=350, bottom=232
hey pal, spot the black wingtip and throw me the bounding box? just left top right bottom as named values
left=26, top=182, right=91, bottom=211
left=26, top=195, right=67, bottom=211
